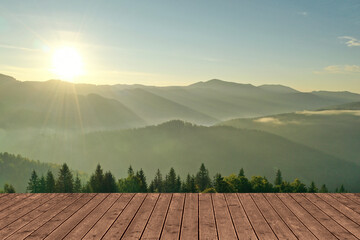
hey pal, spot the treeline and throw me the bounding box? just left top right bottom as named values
left=25, top=163, right=347, bottom=193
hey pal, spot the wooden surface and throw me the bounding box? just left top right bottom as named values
left=0, top=193, right=359, bottom=239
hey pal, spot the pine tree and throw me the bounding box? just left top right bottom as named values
left=45, top=170, right=55, bottom=193
left=308, top=181, right=318, bottom=193
left=4, top=183, right=15, bottom=193
left=164, top=168, right=179, bottom=193
left=118, top=166, right=141, bottom=193
left=128, top=165, right=134, bottom=177
left=39, top=175, right=46, bottom=193
left=27, top=170, right=39, bottom=193
left=103, top=171, right=118, bottom=193
left=149, top=169, right=163, bottom=193
left=274, top=169, right=282, bottom=186
left=182, top=174, right=197, bottom=193
left=195, top=163, right=211, bottom=192
left=74, top=174, right=82, bottom=193
left=339, top=184, right=346, bottom=193
left=56, top=163, right=74, bottom=193
left=319, top=184, right=328, bottom=193
left=238, top=168, right=245, bottom=177
left=90, top=164, right=104, bottom=193
left=136, top=169, right=148, bottom=193
left=214, top=173, right=233, bottom=193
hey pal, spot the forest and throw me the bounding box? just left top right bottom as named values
left=1, top=163, right=347, bottom=194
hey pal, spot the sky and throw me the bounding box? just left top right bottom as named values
left=0, top=0, right=359, bottom=92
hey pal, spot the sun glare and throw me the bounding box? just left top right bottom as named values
left=51, top=47, right=84, bottom=81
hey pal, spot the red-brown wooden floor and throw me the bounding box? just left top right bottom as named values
left=0, top=193, right=359, bottom=239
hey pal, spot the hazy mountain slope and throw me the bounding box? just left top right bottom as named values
left=1, top=121, right=359, bottom=191
left=321, top=101, right=360, bottom=110
left=0, top=152, right=60, bottom=192
left=2, top=74, right=360, bottom=127
left=221, top=110, right=360, bottom=165
left=111, top=88, right=217, bottom=125
left=0, top=78, right=145, bottom=130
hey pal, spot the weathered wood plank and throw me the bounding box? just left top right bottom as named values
left=122, top=193, right=159, bottom=239
left=0, top=193, right=55, bottom=229
left=160, top=193, right=185, bottom=240
left=6, top=193, right=83, bottom=240
left=141, top=193, right=172, bottom=240
left=25, top=193, right=96, bottom=240
left=199, top=193, right=218, bottom=240
left=317, top=193, right=360, bottom=224
left=343, top=193, right=360, bottom=204
left=65, top=193, right=121, bottom=239
left=83, top=193, right=134, bottom=240
left=292, top=193, right=356, bottom=240
left=180, top=193, right=198, bottom=240
left=330, top=193, right=360, bottom=214
left=303, top=193, right=360, bottom=238
left=238, top=193, right=277, bottom=240
left=45, top=193, right=108, bottom=239
left=212, top=193, right=237, bottom=240
left=0, top=194, right=68, bottom=239
left=0, top=193, right=31, bottom=213
left=102, top=193, right=147, bottom=239
left=263, top=193, right=316, bottom=240
left=277, top=193, right=337, bottom=240
left=251, top=193, right=297, bottom=239
left=224, top=193, right=257, bottom=240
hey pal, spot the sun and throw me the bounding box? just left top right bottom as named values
left=51, top=47, right=84, bottom=81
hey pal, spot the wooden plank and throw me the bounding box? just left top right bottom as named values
left=263, top=193, right=316, bottom=240
left=0, top=193, right=16, bottom=204
left=65, top=193, right=121, bottom=239
left=212, top=193, right=237, bottom=240
left=25, top=193, right=96, bottom=240
left=180, top=193, right=198, bottom=240
left=292, top=193, right=356, bottom=240
left=317, top=193, right=360, bottom=223
left=199, top=193, right=217, bottom=240
left=0, top=193, right=31, bottom=213
left=224, top=193, right=257, bottom=239
left=141, top=193, right=172, bottom=240
left=6, top=194, right=83, bottom=240
left=344, top=193, right=360, bottom=204
left=0, top=194, right=68, bottom=239
left=330, top=193, right=360, bottom=214
left=0, top=193, right=9, bottom=201
left=0, top=193, right=55, bottom=229
left=122, top=193, right=159, bottom=239
left=238, top=193, right=277, bottom=240
left=160, top=193, right=185, bottom=240
left=251, top=193, right=297, bottom=239
left=277, top=193, right=337, bottom=240
left=303, top=193, right=360, bottom=238
left=45, top=193, right=109, bottom=239
left=102, top=193, right=147, bottom=239
left=83, top=193, right=134, bottom=240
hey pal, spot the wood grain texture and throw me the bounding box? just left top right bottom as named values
left=1, top=193, right=360, bottom=240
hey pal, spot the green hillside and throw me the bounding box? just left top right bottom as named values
left=221, top=108, right=360, bottom=165
left=1, top=121, right=359, bottom=191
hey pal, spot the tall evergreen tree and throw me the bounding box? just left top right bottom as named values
left=136, top=169, right=148, bottom=193
left=238, top=168, right=245, bottom=177
left=39, top=175, right=46, bottom=193
left=274, top=169, right=282, bottom=186
left=74, top=174, right=82, bottom=193
left=56, top=163, right=74, bottom=193
left=27, top=170, right=39, bottom=193
left=103, top=171, right=118, bottom=193
left=308, top=181, right=318, bottom=193
left=182, top=174, right=197, bottom=193
left=89, top=164, right=104, bottom=192
left=338, top=184, right=346, bottom=193
left=164, top=168, right=180, bottom=193
left=149, top=169, right=163, bottom=193
left=319, top=184, right=328, bottom=193
left=195, top=163, right=211, bottom=192
left=45, top=170, right=55, bottom=193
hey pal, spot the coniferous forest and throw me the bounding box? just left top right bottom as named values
left=15, top=163, right=346, bottom=194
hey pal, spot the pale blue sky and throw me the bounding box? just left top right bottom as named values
left=0, top=0, right=359, bottom=91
